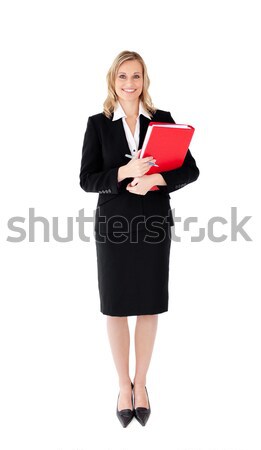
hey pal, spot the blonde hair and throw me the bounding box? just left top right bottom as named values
left=103, top=50, right=156, bottom=119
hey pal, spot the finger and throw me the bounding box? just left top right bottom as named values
left=131, top=178, right=139, bottom=186
left=144, top=156, right=155, bottom=161
left=145, top=159, right=156, bottom=164
left=127, top=185, right=137, bottom=192
left=133, top=150, right=141, bottom=158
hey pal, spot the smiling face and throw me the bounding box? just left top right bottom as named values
left=114, top=59, right=143, bottom=105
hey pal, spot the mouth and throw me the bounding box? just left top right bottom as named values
left=122, top=89, right=137, bottom=93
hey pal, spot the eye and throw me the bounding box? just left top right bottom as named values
left=119, top=74, right=126, bottom=79
left=134, top=75, right=140, bottom=79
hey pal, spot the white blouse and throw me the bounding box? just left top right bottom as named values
left=112, top=100, right=151, bottom=156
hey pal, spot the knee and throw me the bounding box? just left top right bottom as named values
left=107, top=315, right=128, bottom=324
left=136, top=314, right=158, bottom=322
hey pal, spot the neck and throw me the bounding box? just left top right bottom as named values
left=118, top=99, right=140, bottom=118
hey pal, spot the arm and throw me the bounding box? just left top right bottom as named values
left=156, top=112, right=200, bottom=194
left=148, top=173, right=167, bottom=187
left=79, top=116, right=122, bottom=194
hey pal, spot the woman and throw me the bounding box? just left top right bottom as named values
left=79, top=50, right=200, bottom=427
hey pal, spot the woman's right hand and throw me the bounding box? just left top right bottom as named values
left=123, top=150, right=156, bottom=178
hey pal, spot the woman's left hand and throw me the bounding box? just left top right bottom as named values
left=126, top=175, right=154, bottom=195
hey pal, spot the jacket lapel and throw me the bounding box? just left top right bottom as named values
left=139, top=114, right=151, bottom=150
left=110, top=119, right=131, bottom=157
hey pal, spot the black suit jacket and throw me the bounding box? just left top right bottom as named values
left=79, top=109, right=200, bottom=235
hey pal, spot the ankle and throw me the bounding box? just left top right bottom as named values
left=119, top=377, right=132, bottom=389
left=133, top=377, right=146, bottom=387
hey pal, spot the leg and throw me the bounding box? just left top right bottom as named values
left=107, top=316, right=133, bottom=410
left=133, top=314, right=158, bottom=408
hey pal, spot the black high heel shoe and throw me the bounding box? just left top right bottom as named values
left=134, top=385, right=151, bottom=426
left=116, top=382, right=134, bottom=428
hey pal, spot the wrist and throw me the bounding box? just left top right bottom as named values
left=117, top=166, right=127, bottom=182
left=148, top=173, right=167, bottom=186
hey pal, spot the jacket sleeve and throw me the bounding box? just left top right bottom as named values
left=79, top=116, right=121, bottom=194
left=157, top=112, right=200, bottom=194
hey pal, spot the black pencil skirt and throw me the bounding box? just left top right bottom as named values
left=95, top=224, right=172, bottom=317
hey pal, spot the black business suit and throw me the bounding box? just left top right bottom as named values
left=79, top=108, right=199, bottom=316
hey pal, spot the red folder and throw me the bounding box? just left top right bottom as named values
left=140, top=122, right=195, bottom=191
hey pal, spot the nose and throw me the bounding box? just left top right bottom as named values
left=124, top=76, right=137, bottom=84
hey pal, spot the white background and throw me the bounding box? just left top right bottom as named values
left=0, top=1, right=260, bottom=449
